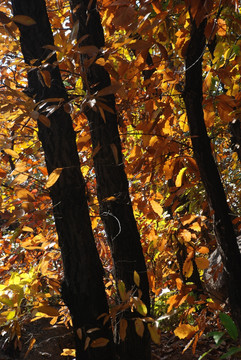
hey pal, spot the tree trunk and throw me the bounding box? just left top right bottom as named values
left=69, top=1, right=151, bottom=359
left=183, top=19, right=241, bottom=331
left=11, top=1, right=114, bottom=359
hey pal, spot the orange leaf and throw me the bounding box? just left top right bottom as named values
left=150, top=200, right=163, bottom=217
left=183, top=259, right=193, bottom=278
left=46, top=168, right=63, bottom=188
left=195, top=257, right=209, bottom=270
left=174, top=324, right=198, bottom=339
left=181, top=214, right=196, bottom=226
left=40, top=70, right=51, bottom=88
left=4, top=148, right=19, bottom=158
left=197, top=246, right=209, bottom=254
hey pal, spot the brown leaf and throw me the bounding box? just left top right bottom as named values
left=40, top=70, right=51, bottom=88
left=90, top=337, right=109, bottom=348
left=0, top=11, right=11, bottom=24
left=119, top=319, right=128, bottom=341
left=39, top=114, right=51, bottom=127
left=12, top=15, right=36, bottom=26
left=110, top=143, right=119, bottom=164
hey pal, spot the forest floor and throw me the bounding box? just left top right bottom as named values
left=0, top=317, right=238, bottom=360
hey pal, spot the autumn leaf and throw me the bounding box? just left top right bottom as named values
left=147, top=323, right=161, bottom=344
left=174, top=324, right=198, bottom=339
left=150, top=200, right=163, bottom=217
left=33, top=306, right=59, bottom=317
left=110, top=143, right=119, bottom=164
left=175, top=167, right=187, bottom=187
left=40, top=70, right=51, bottom=88
left=133, top=297, right=147, bottom=316
left=195, top=257, right=209, bottom=270
left=61, top=348, right=76, bottom=357
left=4, top=148, right=19, bottom=158
left=118, top=280, right=127, bottom=301
left=90, top=338, right=109, bottom=348
left=183, top=259, right=193, bottom=278
left=135, top=318, right=144, bottom=338
left=134, top=270, right=140, bottom=287
left=39, top=114, right=51, bottom=127
left=12, top=15, right=36, bottom=26
left=119, top=319, right=128, bottom=341
left=46, top=168, right=63, bottom=188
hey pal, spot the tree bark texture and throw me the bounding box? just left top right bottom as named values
left=69, top=1, right=151, bottom=359
left=183, top=19, right=241, bottom=330
left=11, top=1, right=114, bottom=359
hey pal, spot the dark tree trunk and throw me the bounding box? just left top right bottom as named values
left=10, top=1, right=114, bottom=359
left=183, top=19, right=241, bottom=331
left=69, top=1, right=151, bottom=359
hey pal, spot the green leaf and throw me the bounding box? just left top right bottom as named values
left=219, top=313, right=238, bottom=341
left=220, top=346, right=241, bottom=359
left=198, top=348, right=213, bottom=360
left=208, top=331, right=225, bottom=345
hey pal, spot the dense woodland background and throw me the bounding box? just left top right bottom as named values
left=0, top=0, right=241, bottom=359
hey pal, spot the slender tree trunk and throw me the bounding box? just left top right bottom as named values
left=183, top=18, right=241, bottom=331
left=69, top=1, right=151, bottom=359
left=11, top=1, right=115, bottom=359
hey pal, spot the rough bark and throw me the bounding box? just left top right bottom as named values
left=11, top=1, right=114, bottom=359
left=69, top=1, right=151, bottom=359
left=183, top=19, right=241, bottom=330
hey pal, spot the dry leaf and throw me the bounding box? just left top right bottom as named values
left=12, top=15, right=36, bottom=26
left=119, top=319, right=128, bottom=341
left=110, top=143, right=119, bottom=164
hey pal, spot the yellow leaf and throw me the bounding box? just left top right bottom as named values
left=183, top=259, right=193, bottom=278
left=119, top=319, right=128, bottom=341
left=39, top=114, right=51, bottom=127
left=118, top=280, right=127, bottom=301
left=90, top=338, right=109, bottom=348
left=46, top=168, right=63, bottom=188
left=189, top=222, right=201, bottom=232
left=110, top=143, right=119, bottom=164
left=174, top=324, right=198, bottom=339
left=134, top=271, right=140, bottom=287
left=61, top=348, right=76, bottom=356
left=133, top=297, right=147, bottom=316
left=22, top=226, right=34, bottom=232
left=147, top=323, right=161, bottom=344
left=150, top=200, right=163, bottom=217
left=175, top=167, right=187, bottom=187
left=195, top=257, right=209, bottom=270
left=135, top=318, right=144, bottom=338
left=12, top=15, right=36, bottom=26
left=179, top=113, right=189, bottom=132
left=4, top=148, right=19, bottom=158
